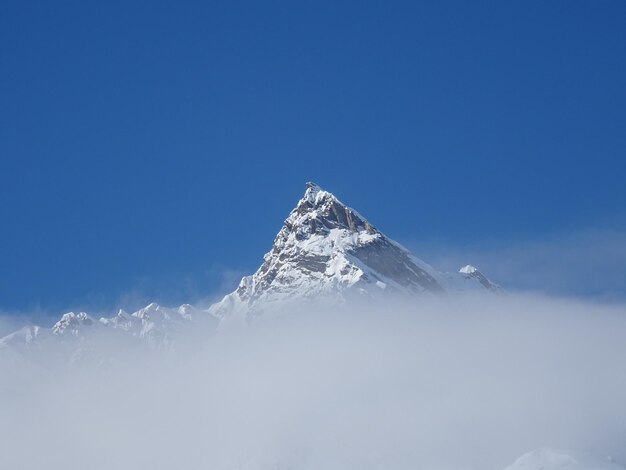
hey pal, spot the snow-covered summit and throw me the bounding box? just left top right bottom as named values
left=457, top=264, right=500, bottom=291
left=209, top=183, right=499, bottom=318
left=459, top=264, right=478, bottom=274
left=52, top=312, right=98, bottom=336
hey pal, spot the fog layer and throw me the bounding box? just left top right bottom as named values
left=1, top=293, right=625, bottom=470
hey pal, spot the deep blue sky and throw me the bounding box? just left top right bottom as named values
left=1, top=1, right=625, bottom=315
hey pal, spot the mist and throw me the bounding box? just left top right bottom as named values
left=1, top=293, right=625, bottom=470
left=412, top=228, right=626, bottom=300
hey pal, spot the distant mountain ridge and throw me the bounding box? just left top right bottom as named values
left=1, top=182, right=499, bottom=353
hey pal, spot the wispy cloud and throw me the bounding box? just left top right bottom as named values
left=0, top=306, right=51, bottom=335
left=411, top=228, right=626, bottom=300
left=17, top=264, right=253, bottom=322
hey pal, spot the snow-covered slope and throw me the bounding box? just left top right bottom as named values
left=504, top=449, right=624, bottom=470
left=209, top=182, right=499, bottom=318
left=1, top=182, right=499, bottom=353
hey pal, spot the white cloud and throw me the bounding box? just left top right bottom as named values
left=0, top=308, right=49, bottom=336
left=1, top=293, right=625, bottom=470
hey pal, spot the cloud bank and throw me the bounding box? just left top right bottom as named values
left=1, top=293, right=625, bottom=470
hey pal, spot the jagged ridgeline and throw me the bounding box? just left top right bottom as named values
left=1, top=183, right=499, bottom=353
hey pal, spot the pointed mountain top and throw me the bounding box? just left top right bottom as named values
left=305, top=181, right=321, bottom=192
left=302, top=181, right=336, bottom=206
left=293, top=182, right=373, bottom=235
left=52, top=311, right=97, bottom=336
left=459, top=265, right=478, bottom=274
left=206, top=182, right=448, bottom=317
left=457, top=264, right=501, bottom=292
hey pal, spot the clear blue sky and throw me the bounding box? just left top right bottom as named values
left=1, top=1, right=625, bottom=314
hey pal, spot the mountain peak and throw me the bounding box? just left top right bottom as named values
left=209, top=182, right=466, bottom=317
left=205, top=182, right=504, bottom=318
left=459, top=265, right=478, bottom=274
left=293, top=182, right=374, bottom=237
left=304, top=180, right=322, bottom=193
left=302, top=181, right=335, bottom=206
left=52, top=311, right=97, bottom=336
left=458, top=264, right=501, bottom=291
